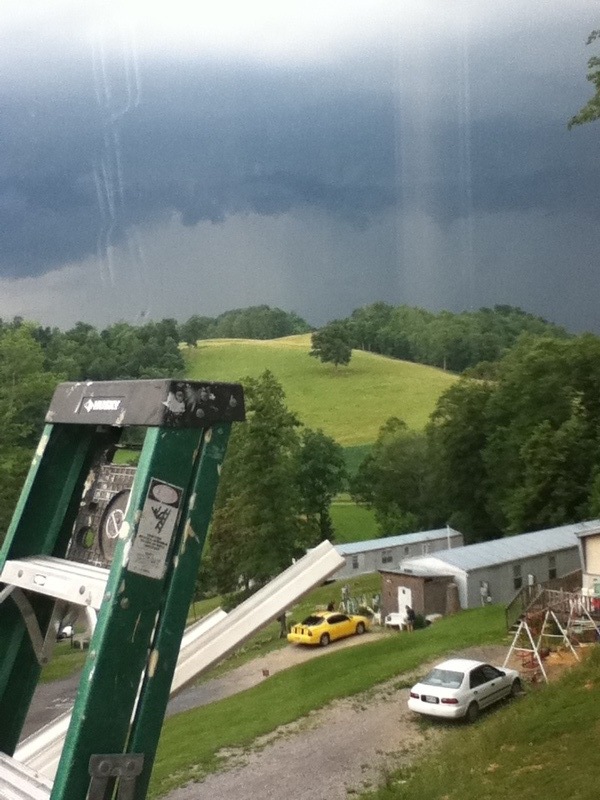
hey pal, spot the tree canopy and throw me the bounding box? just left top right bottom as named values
left=345, top=303, right=568, bottom=373
left=569, top=30, right=600, bottom=128
left=180, top=306, right=311, bottom=346
left=0, top=325, right=60, bottom=537
left=350, top=333, right=600, bottom=543
left=295, top=428, right=347, bottom=544
left=351, top=418, right=434, bottom=535
left=208, top=371, right=348, bottom=595
left=309, top=321, right=352, bottom=368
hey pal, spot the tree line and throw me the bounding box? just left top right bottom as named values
left=312, top=303, right=569, bottom=373
left=181, top=303, right=569, bottom=375
left=179, top=305, right=311, bottom=344
left=352, top=333, right=600, bottom=544
left=7, top=302, right=568, bottom=382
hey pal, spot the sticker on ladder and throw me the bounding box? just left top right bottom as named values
left=127, top=478, right=182, bottom=580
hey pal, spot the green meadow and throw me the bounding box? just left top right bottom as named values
left=184, top=335, right=457, bottom=446
left=118, top=335, right=454, bottom=542
left=331, top=494, right=379, bottom=542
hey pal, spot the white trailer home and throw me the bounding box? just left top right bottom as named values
left=394, top=520, right=594, bottom=610
left=333, top=527, right=463, bottom=581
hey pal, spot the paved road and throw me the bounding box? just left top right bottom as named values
left=21, top=673, right=80, bottom=740
left=20, top=632, right=386, bottom=741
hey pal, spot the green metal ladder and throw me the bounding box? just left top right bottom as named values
left=0, top=378, right=244, bottom=800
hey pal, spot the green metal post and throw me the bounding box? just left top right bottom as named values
left=49, top=426, right=206, bottom=800
left=126, top=423, right=232, bottom=799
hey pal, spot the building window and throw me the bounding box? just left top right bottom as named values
left=351, top=555, right=359, bottom=570
left=548, top=555, right=557, bottom=580
left=381, top=549, right=393, bottom=564
left=513, top=564, right=522, bottom=590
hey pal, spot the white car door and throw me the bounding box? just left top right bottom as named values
left=469, top=665, right=508, bottom=709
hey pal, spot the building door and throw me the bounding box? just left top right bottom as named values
left=397, top=586, right=412, bottom=613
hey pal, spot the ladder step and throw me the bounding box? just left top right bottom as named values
left=0, top=556, right=109, bottom=610
left=0, top=752, right=52, bottom=800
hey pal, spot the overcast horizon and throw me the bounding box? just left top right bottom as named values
left=1, top=1, right=600, bottom=333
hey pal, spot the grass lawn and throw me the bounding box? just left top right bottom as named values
left=331, top=497, right=379, bottom=542
left=149, top=605, right=505, bottom=797
left=360, top=646, right=600, bottom=800
left=184, top=336, right=456, bottom=446
left=40, top=641, right=88, bottom=683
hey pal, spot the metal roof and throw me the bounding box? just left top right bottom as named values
left=400, top=520, right=600, bottom=573
left=334, top=528, right=462, bottom=557
left=576, top=524, right=600, bottom=540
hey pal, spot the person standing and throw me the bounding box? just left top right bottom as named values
left=405, top=605, right=416, bottom=632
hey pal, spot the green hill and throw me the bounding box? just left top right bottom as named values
left=184, top=334, right=457, bottom=446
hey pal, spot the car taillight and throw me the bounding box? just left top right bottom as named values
left=409, top=691, right=419, bottom=699
left=441, top=698, right=459, bottom=704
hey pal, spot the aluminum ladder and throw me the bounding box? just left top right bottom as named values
left=0, top=378, right=244, bottom=800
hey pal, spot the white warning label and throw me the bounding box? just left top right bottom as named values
left=127, top=478, right=182, bottom=580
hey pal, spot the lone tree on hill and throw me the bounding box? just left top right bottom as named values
left=309, top=322, right=352, bottom=368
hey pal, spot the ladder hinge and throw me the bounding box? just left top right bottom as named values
left=88, top=754, right=144, bottom=800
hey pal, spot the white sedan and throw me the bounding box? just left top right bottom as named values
left=408, top=658, right=521, bottom=722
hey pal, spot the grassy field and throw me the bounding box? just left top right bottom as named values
left=331, top=495, right=379, bottom=542
left=184, top=335, right=456, bottom=446
left=149, top=605, right=505, bottom=797
left=360, top=646, right=600, bottom=800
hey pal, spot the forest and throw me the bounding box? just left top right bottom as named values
left=0, top=303, right=595, bottom=595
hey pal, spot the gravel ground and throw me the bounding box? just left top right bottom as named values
left=160, top=642, right=510, bottom=800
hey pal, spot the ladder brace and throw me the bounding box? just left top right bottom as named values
left=7, top=589, right=66, bottom=666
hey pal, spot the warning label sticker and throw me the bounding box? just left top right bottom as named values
left=127, top=478, right=182, bottom=580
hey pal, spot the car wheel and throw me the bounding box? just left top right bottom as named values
left=510, top=678, right=522, bottom=698
left=356, top=622, right=366, bottom=635
left=320, top=633, right=330, bottom=646
left=465, top=702, right=479, bottom=723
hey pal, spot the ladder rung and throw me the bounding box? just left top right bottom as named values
left=0, top=752, right=52, bottom=800
left=0, top=556, right=109, bottom=610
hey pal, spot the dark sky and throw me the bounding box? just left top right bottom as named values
left=1, top=0, right=600, bottom=331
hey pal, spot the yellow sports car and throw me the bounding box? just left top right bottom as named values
left=287, top=611, right=371, bottom=647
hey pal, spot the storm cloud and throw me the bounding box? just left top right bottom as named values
left=1, top=0, right=600, bottom=330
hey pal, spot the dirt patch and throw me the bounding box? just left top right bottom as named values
left=503, top=641, right=594, bottom=685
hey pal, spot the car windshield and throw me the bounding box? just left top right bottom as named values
left=421, top=669, right=464, bottom=689
left=301, top=616, right=325, bottom=626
